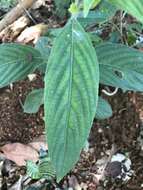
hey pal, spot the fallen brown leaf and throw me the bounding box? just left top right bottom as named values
left=0, top=143, right=39, bottom=166
left=16, top=23, right=48, bottom=44
left=29, top=135, right=48, bottom=151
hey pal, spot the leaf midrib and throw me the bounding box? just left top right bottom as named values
left=61, top=19, right=75, bottom=174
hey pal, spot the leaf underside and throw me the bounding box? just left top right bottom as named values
left=0, top=43, right=42, bottom=88
left=96, top=43, right=143, bottom=91
left=44, top=18, right=99, bottom=180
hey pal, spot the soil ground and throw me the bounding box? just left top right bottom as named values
left=0, top=74, right=44, bottom=144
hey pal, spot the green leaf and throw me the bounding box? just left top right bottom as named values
left=109, top=0, right=143, bottom=23
left=91, top=0, right=102, bottom=8
left=27, top=160, right=40, bottom=179
left=96, top=97, right=112, bottom=120
left=0, top=43, right=43, bottom=88
left=84, top=0, right=101, bottom=17
left=35, top=37, right=51, bottom=62
left=69, top=3, right=79, bottom=15
left=38, top=156, right=55, bottom=178
left=54, top=0, right=71, bottom=18
left=0, top=0, right=16, bottom=11
left=35, top=37, right=51, bottom=73
left=23, top=89, right=44, bottom=113
left=96, top=43, right=143, bottom=91
left=44, top=18, right=99, bottom=180
left=27, top=155, right=55, bottom=180
left=78, top=0, right=116, bottom=26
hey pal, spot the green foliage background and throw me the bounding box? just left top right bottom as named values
left=0, top=0, right=16, bottom=10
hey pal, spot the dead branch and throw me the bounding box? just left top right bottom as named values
left=0, top=16, right=30, bottom=42
left=0, top=0, right=36, bottom=32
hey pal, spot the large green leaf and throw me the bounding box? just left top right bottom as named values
left=0, top=43, right=43, bottom=88
left=96, top=43, right=143, bottom=91
left=44, top=18, right=99, bottom=180
left=109, top=0, right=143, bottom=23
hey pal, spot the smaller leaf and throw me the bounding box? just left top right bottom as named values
left=96, top=43, right=143, bottom=91
left=91, top=0, right=101, bottom=8
left=69, top=3, right=79, bottom=15
left=84, top=0, right=101, bottom=17
left=35, top=37, right=50, bottom=61
left=27, top=161, right=40, bottom=179
left=23, top=89, right=44, bottom=113
left=0, top=44, right=43, bottom=88
left=96, top=97, right=112, bottom=120
left=78, top=0, right=116, bottom=26
left=27, top=155, right=55, bottom=180
left=35, top=37, right=51, bottom=73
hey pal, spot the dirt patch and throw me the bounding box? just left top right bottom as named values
left=64, top=91, right=143, bottom=190
left=0, top=73, right=44, bottom=144
left=94, top=91, right=143, bottom=189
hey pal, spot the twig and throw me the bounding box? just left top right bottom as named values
left=18, top=0, right=37, bottom=24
